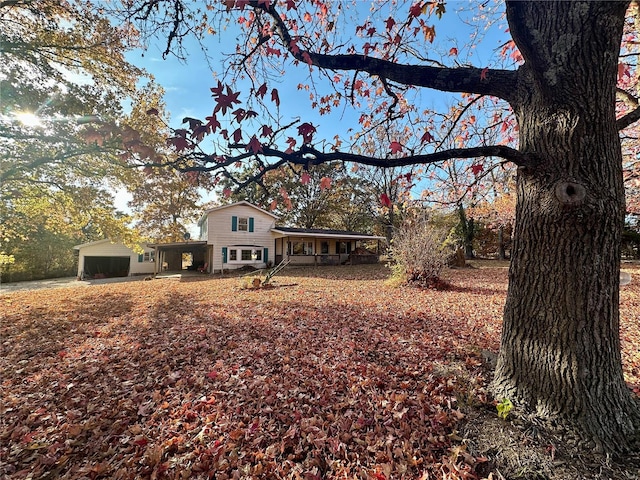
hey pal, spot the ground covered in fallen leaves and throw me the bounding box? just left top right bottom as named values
left=1, top=262, right=639, bottom=479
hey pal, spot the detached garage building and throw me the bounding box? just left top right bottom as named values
left=74, top=240, right=155, bottom=279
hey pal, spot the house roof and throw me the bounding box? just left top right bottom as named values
left=271, top=226, right=386, bottom=241
left=147, top=240, right=207, bottom=248
left=73, top=239, right=113, bottom=250
left=198, top=201, right=279, bottom=225
left=73, top=239, right=153, bottom=251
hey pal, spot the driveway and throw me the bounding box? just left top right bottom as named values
left=0, top=275, right=153, bottom=294
left=1, top=271, right=218, bottom=294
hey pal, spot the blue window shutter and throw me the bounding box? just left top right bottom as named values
left=231, top=216, right=238, bottom=231
left=138, top=254, right=143, bottom=262
left=249, top=217, right=254, bottom=232
left=263, top=248, right=268, bottom=263
left=222, top=247, right=228, bottom=263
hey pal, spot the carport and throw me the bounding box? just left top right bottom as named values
left=149, top=241, right=210, bottom=274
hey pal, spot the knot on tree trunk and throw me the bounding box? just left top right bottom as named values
left=554, top=181, right=586, bottom=206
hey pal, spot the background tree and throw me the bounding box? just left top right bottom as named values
left=121, top=0, right=640, bottom=452
left=0, top=0, right=149, bottom=280
left=123, top=84, right=208, bottom=242
left=218, top=161, right=377, bottom=231
left=351, top=124, right=423, bottom=243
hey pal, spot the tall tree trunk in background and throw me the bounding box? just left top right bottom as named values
left=497, top=226, right=506, bottom=260
left=457, top=204, right=475, bottom=259
left=493, top=1, right=640, bottom=452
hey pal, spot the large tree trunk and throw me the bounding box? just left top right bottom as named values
left=492, top=1, right=640, bottom=453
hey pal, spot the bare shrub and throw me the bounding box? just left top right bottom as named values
left=389, top=212, right=448, bottom=287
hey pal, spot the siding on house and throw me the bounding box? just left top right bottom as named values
left=74, top=240, right=155, bottom=278
left=201, top=202, right=278, bottom=271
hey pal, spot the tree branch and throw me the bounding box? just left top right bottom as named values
left=617, top=105, right=640, bottom=130
left=165, top=144, right=534, bottom=179
left=255, top=2, right=519, bottom=104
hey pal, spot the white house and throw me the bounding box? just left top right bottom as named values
left=75, top=201, right=385, bottom=277
left=200, top=202, right=386, bottom=272
left=73, top=239, right=156, bottom=279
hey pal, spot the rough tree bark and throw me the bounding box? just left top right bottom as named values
left=492, top=1, right=640, bottom=452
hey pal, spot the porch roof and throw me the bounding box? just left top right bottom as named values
left=147, top=240, right=207, bottom=249
left=271, top=227, right=386, bottom=241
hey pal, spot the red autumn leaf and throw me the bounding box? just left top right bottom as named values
left=421, top=130, right=434, bottom=143
left=260, top=124, right=273, bottom=137
left=266, top=46, right=281, bottom=57
left=380, top=193, right=392, bottom=207
left=449, top=47, right=458, bottom=56
left=297, top=122, right=316, bottom=143
left=206, top=115, right=221, bottom=132
left=271, top=88, right=280, bottom=107
left=300, top=172, right=311, bottom=185
left=168, top=136, right=190, bottom=152
left=210, top=80, right=224, bottom=97
left=480, top=67, right=489, bottom=81
left=192, top=125, right=209, bottom=142
left=256, top=83, right=268, bottom=98
left=319, top=176, right=332, bottom=190
left=214, top=86, right=242, bottom=115
left=233, top=127, right=243, bottom=143
left=423, top=24, right=436, bottom=43
left=618, top=62, right=630, bottom=82
left=207, top=370, right=219, bottom=380
left=409, top=2, right=423, bottom=17
left=385, top=17, right=396, bottom=31
left=389, top=141, right=404, bottom=154
left=222, top=187, right=232, bottom=197
left=183, top=117, right=202, bottom=130
left=471, top=163, right=484, bottom=175
left=247, top=135, right=263, bottom=153
left=285, top=136, right=297, bottom=153
left=232, top=108, right=246, bottom=122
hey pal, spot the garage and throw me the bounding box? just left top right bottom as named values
left=74, top=239, right=156, bottom=279
left=82, top=256, right=130, bottom=278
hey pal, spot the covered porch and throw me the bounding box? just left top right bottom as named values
left=270, top=227, right=385, bottom=266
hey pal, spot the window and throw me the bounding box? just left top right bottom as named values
left=232, top=216, right=254, bottom=232
left=228, top=248, right=263, bottom=262
left=143, top=251, right=155, bottom=262
left=291, top=241, right=314, bottom=255
left=321, top=241, right=329, bottom=254
left=337, top=242, right=348, bottom=254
